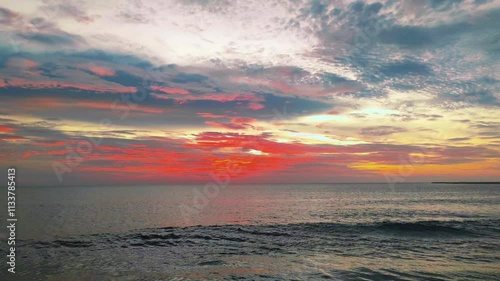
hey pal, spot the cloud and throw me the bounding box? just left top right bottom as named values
left=246, top=102, right=264, bottom=111
left=204, top=116, right=257, bottom=130
left=160, top=93, right=266, bottom=111
left=360, top=126, right=407, bottom=136
left=0, top=7, right=20, bottom=25
left=150, top=86, right=189, bottom=95
left=1, top=78, right=137, bottom=93
left=16, top=31, right=82, bottom=46
left=172, top=73, right=208, bottom=83
left=196, top=112, right=226, bottom=118
left=378, top=25, right=436, bottom=49
left=37, top=1, right=95, bottom=23
left=17, top=96, right=166, bottom=114
left=448, top=137, right=470, bottom=142
left=83, top=64, right=116, bottom=77
left=379, top=60, right=432, bottom=77
left=0, top=124, right=15, bottom=133
left=205, top=121, right=250, bottom=130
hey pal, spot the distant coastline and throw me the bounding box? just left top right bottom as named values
left=432, top=182, right=500, bottom=184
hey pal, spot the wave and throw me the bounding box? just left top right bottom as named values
left=368, top=220, right=476, bottom=236
left=290, top=219, right=499, bottom=238
left=23, top=219, right=499, bottom=250
left=14, top=219, right=500, bottom=281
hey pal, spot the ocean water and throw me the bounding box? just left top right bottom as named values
left=1, top=183, right=499, bottom=280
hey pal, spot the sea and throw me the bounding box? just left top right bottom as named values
left=0, top=183, right=499, bottom=280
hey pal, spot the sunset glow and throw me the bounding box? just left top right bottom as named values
left=0, top=0, right=499, bottom=186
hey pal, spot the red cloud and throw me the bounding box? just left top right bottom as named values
left=13, top=124, right=500, bottom=184
left=246, top=102, right=264, bottom=110
left=79, top=63, right=116, bottom=76
left=35, top=141, right=72, bottom=147
left=73, top=139, right=306, bottom=180
left=196, top=112, right=226, bottom=119
left=89, top=66, right=115, bottom=77
left=20, top=133, right=315, bottom=180
left=0, top=125, right=15, bottom=133
left=231, top=117, right=257, bottom=124
left=17, top=129, right=499, bottom=183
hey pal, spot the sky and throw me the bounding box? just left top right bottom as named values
left=0, top=0, right=499, bottom=186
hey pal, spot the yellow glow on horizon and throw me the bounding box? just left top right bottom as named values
left=350, top=160, right=500, bottom=177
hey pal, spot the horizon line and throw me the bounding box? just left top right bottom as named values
left=20, top=181, right=500, bottom=188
